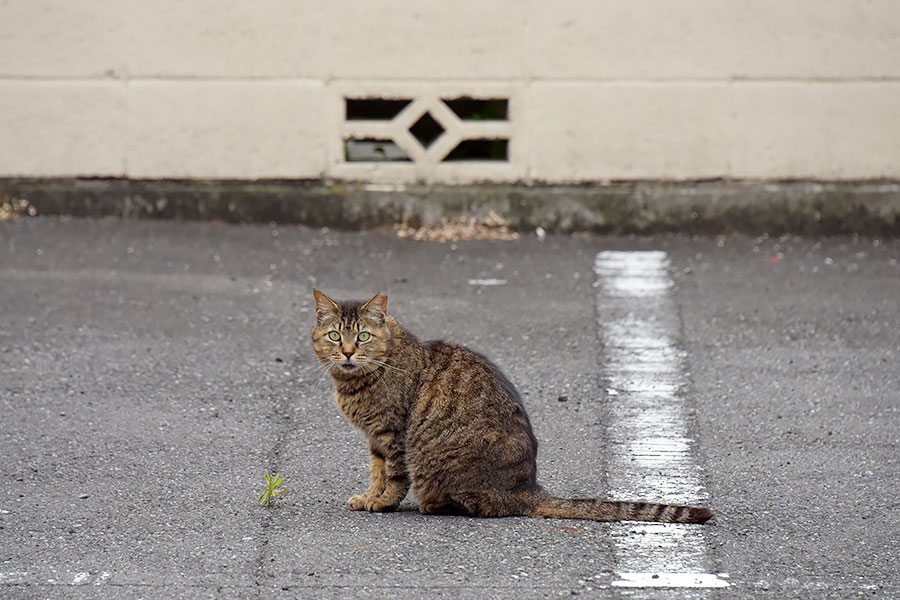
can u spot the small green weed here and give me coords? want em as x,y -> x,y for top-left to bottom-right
258,471 -> 287,507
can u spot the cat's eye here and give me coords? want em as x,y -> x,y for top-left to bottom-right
357,331 -> 371,342
327,331 -> 341,342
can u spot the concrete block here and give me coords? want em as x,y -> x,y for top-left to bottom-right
725,2 -> 900,79
530,1 -> 734,80
124,0 -> 327,78
524,81 -> 900,181
0,1 -> 126,77
729,83 -> 900,179
0,81 -> 126,176
522,83 -> 735,181
530,0 -> 900,79
126,81 -> 326,178
324,0 -> 529,79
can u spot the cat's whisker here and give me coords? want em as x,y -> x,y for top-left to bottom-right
359,358 -> 400,379
362,361 -> 388,384
365,357 -> 409,374
309,359 -> 333,377
352,358 -> 393,394
311,360 -> 337,394
371,363 -> 393,394
378,358 -> 409,372
356,361 -> 374,375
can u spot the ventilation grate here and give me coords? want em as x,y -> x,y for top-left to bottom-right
341,95 -> 511,166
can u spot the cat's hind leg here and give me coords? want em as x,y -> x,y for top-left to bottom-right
418,499 -> 466,515
449,490 -> 534,518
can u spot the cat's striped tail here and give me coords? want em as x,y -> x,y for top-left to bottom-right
529,496 -> 714,524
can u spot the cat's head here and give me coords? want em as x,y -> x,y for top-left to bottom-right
310,289 -> 393,377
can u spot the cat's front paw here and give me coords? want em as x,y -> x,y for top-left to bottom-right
364,497 -> 397,512
346,495 -> 368,511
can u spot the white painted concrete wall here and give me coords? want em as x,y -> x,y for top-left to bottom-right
1,1 -> 899,182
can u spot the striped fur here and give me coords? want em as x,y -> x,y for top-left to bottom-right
530,496 -> 713,524
311,290 -> 714,524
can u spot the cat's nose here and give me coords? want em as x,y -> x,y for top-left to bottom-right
341,348 -> 355,359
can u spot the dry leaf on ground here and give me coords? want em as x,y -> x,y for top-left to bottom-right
0,198 -> 37,222
396,210 -> 519,242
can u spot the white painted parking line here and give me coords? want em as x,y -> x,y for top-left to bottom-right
613,572 -> 731,588
594,251 -> 729,589
466,278 -> 507,286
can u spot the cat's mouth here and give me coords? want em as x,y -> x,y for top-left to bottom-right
338,362 -> 358,371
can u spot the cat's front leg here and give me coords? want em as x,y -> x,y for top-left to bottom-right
347,445 -> 387,510
363,454 -> 409,512
356,433 -> 409,512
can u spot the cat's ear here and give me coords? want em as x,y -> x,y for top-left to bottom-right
313,289 -> 340,324
360,292 -> 388,322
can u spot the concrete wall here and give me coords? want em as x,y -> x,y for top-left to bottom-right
1,1 -> 899,183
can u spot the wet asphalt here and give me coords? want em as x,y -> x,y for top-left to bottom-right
0,217 -> 897,599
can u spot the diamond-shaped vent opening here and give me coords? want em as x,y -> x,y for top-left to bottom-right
408,112 -> 445,149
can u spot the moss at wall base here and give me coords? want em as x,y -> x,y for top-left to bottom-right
1,178 -> 898,236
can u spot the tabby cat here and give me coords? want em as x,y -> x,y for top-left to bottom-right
310,290 -> 713,524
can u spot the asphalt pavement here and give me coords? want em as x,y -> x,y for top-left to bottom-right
1,217 -> 897,599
